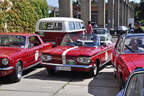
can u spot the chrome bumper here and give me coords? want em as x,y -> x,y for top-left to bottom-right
42,62 -> 92,69
0,67 -> 14,71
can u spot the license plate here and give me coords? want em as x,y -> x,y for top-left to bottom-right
56,66 -> 71,71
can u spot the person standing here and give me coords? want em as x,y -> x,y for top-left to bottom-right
134,22 -> 144,33
86,21 -> 93,34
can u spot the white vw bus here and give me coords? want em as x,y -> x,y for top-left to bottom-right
35,17 -> 86,46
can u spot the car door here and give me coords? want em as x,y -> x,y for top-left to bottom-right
25,36 -> 42,67
112,37 -> 124,79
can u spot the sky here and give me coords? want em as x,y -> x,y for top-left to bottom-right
47,0 -> 140,8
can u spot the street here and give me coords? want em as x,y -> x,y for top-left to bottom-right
0,64 -> 119,96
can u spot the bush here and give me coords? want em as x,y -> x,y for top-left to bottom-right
0,0 -> 49,33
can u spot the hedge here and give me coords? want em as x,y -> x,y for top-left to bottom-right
0,0 -> 49,33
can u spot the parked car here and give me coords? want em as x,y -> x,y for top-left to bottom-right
0,33 -> 52,82
93,28 -> 112,44
36,17 -> 86,46
112,33 -> 144,88
117,68 -> 144,96
41,34 -> 115,77
110,26 -> 129,36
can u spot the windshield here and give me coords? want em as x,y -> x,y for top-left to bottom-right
93,29 -> 107,34
0,35 -> 26,48
122,36 -> 144,53
61,34 -> 99,47
126,72 -> 144,96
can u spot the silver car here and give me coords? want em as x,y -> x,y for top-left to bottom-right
93,28 -> 112,44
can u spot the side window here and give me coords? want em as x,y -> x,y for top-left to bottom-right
69,22 -> 75,30
39,22 -> 62,30
81,22 -> 86,29
75,22 -> 81,30
28,36 -> 41,48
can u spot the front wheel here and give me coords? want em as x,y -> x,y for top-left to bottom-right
9,62 -> 23,82
88,62 -> 99,77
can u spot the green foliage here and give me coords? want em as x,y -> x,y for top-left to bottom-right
0,0 -> 49,33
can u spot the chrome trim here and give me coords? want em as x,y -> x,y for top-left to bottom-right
42,62 -> 92,68
23,61 -> 40,70
99,59 -> 111,68
0,66 -> 14,70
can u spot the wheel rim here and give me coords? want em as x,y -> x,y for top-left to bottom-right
93,64 -> 98,75
17,63 -> 22,79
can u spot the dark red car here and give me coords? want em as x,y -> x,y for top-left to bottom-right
41,34 -> 114,77
0,33 -> 52,82
112,33 -> 144,88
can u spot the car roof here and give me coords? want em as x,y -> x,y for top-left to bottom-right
94,28 -> 107,30
38,17 -> 84,22
0,33 -> 37,36
123,33 -> 144,38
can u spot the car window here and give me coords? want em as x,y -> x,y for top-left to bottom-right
93,29 -> 106,34
75,22 -> 81,30
122,36 -> 144,54
28,36 -> 41,48
0,35 -> 26,48
39,22 -> 62,30
126,73 -> 144,96
69,22 -> 75,30
61,34 -> 99,47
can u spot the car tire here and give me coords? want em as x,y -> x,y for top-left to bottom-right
120,77 -> 125,90
88,62 -> 99,77
9,62 -> 23,82
46,67 -> 55,75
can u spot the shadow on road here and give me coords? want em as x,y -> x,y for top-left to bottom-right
88,65 -> 120,96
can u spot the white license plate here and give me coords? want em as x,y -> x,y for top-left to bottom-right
56,66 -> 71,71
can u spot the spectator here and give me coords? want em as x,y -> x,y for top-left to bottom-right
86,21 -> 93,34
134,22 -> 144,33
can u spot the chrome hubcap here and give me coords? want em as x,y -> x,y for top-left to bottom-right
17,63 -> 22,79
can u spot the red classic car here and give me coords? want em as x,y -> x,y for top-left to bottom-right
0,33 -> 52,82
41,34 -> 114,77
112,33 -> 144,88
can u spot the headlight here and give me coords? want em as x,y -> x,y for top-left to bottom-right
41,55 -> 52,61
77,57 -> 91,64
2,58 -> 9,65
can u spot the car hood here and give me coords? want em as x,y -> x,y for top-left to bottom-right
42,46 -> 100,56
0,47 -> 23,58
121,54 -> 144,69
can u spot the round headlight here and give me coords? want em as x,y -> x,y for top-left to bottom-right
2,58 -> 9,65
77,57 -> 91,64
41,55 -> 52,61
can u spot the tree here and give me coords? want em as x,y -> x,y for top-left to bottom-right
0,0 -> 49,33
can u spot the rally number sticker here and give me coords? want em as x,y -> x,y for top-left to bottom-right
35,50 -> 39,61
105,51 -> 108,61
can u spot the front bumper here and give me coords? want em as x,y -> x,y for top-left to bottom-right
0,66 -> 14,71
42,62 -> 93,72
0,66 -> 14,77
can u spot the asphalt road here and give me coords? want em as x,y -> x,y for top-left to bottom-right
0,64 -> 119,96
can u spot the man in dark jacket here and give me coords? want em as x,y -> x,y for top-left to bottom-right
134,22 -> 144,33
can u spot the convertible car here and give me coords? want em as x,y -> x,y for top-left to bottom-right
0,33 -> 52,82
112,33 -> 144,88
41,34 -> 114,77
